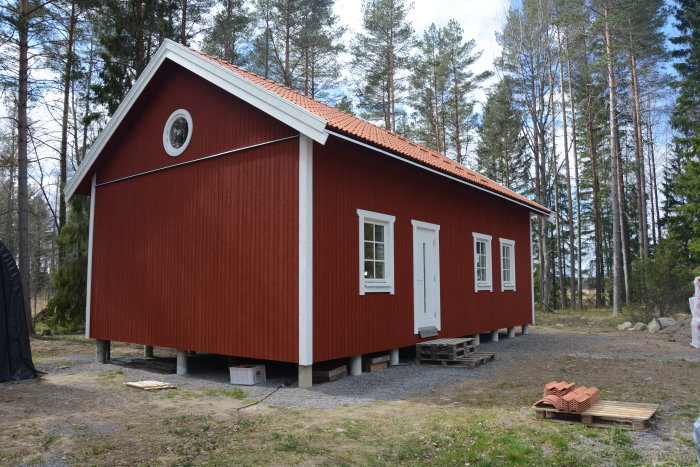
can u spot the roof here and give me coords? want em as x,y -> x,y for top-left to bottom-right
65,40 -> 548,215
195,48 -> 547,214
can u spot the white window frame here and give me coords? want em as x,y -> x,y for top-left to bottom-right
472,232 -> 493,292
357,209 -> 395,295
163,109 -> 193,157
499,238 -> 516,292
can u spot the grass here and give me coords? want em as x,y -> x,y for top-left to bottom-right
126,405 -> 646,466
535,307 -> 622,330
201,388 -> 246,399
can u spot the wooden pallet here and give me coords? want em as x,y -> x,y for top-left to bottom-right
416,351 -> 495,368
533,400 -> 659,431
416,337 -> 476,360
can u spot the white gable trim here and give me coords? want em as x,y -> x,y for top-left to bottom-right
65,39 -> 328,200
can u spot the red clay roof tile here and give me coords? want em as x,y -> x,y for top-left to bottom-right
189,47 -> 549,214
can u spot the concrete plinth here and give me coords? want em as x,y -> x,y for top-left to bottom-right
507,327 -> 516,338
298,365 -> 313,388
144,345 -> 153,358
95,339 -> 108,363
472,334 -> 480,346
490,330 -> 499,342
176,349 -> 188,375
349,355 -> 362,376
390,349 -> 399,366
522,324 -> 530,335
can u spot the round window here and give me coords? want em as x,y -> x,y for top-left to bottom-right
163,109 -> 192,156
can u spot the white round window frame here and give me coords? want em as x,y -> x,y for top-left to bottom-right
163,109 -> 193,157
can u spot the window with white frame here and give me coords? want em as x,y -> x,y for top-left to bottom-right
472,233 -> 492,292
500,238 -> 516,291
357,209 -> 395,295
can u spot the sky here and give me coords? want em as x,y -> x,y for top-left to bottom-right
332,0 -> 512,105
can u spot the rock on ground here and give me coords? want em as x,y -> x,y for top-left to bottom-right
648,319 -> 661,333
618,321 -> 632,331
658,317 -> 677,329
631,322 -> 647,331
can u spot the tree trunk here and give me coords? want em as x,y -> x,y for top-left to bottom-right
547,46 -> 567,310
645,107 -> 661,245
18,0 -> 33,333
628,45 -> 648,261
180,0 -> 187,44
564,32 -> 583,308
58,1 -> 77,266
589,118 -> 603,307
604,9 -> 623,315
557,27 -> 576,310
133,0 -> 145,74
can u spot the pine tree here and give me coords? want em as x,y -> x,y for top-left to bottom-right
202,0 -> 251,65
351,0 -> 414,132
409,24 -> 449,152
475,77 -> 529,194
248,0 -> 343,101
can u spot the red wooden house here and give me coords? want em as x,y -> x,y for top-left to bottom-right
65,40 -> 549,387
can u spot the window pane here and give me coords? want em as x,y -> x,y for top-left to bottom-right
375,261 -> 385,279
376,243 -> 385,260
364,222 -> 374,241
374,224 -> 384,242
477,267 -> 485,282
364,261 -> 374,278
364,242 -> 374,260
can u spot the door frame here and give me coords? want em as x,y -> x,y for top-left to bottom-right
411,220 -> 441,334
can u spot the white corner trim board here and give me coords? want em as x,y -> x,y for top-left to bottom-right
85,174 -> 96,338
298,135 -> 313,366
65,39 -> 328,201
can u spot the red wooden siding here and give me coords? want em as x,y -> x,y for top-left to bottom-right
312,136 -> 533,362
89,64 -> 300,362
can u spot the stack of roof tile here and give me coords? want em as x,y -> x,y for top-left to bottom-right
535,381 -> 601,413
544,381 -> 576,397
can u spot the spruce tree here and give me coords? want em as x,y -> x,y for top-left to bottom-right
475,77 -> 529,194
665,0 -> 700,264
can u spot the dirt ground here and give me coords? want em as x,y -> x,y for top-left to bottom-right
1,313 -> 699,466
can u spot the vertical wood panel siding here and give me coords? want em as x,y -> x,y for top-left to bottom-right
89,64 -> 299,362
313,136 -> 533,362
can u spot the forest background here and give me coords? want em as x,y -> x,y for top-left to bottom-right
0,0 -> 698,333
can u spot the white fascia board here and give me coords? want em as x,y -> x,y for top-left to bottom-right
65,39 -> 328,200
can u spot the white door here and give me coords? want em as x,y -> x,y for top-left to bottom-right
412,221 -> 441,333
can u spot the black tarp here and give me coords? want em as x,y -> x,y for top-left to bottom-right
0,240 -> 36,381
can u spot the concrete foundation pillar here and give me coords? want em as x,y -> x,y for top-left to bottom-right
349,355 -> 362,376
472,334 -> 480,346
176,350 -> 188,375
522,324 -> 530,335
507,327 -> 516,338
490,330 -> 499,342
390,349 -> 399,366
95,339 -> 108,364
144,345 -> 154,358
298,365 -> 313,388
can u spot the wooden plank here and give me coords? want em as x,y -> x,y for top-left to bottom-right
533,399 -> 658,432
312,364 -> 347,382
125,380 -> 176,391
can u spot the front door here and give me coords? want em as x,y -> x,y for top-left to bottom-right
412,221 -> 441,333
